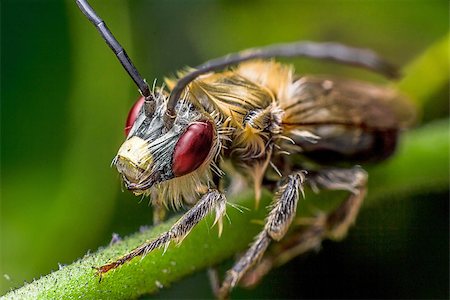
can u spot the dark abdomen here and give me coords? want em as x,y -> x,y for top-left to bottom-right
293,125 -> 399,163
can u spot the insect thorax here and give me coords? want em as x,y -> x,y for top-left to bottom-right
166,61 -> 298,202
179,60 -> 292,160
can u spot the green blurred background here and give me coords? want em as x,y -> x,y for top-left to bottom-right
1,0 -> 448,298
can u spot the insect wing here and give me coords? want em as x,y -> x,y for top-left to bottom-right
281,76 -> 416,161
282,76 -> 415,130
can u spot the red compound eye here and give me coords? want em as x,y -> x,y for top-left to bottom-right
125,96 -> 145,136
172,120 -> 214,177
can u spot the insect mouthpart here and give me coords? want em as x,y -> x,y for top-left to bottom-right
115,136 -> 155,193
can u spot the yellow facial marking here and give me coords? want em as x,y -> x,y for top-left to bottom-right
116,136 -> 152,183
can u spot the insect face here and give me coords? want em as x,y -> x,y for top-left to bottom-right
115,94 -> 216,194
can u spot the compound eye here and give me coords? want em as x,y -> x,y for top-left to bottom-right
124,96 -> 145,136
172,120 -> 214,177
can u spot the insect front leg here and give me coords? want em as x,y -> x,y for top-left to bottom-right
240,166 -> 368,287
96,189 -> 227,275
217,171 -> 306,299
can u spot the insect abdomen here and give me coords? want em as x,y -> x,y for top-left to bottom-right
293,125 -> 399,163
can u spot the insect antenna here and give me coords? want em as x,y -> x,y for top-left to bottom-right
165,41 -> 400,126
76,0 -> 153,103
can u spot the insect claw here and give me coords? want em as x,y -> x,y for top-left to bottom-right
94,263 -> 116,276
92,266 -> 106,282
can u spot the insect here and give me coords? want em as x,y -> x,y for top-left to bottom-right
77,0 -> 414,298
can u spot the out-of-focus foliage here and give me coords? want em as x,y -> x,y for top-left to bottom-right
1,0 -> 448,298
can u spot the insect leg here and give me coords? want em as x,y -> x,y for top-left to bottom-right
217,171 -> 306,299
240,166 -> 367,287
96,189 -> 226,274
309,166 -> 368,240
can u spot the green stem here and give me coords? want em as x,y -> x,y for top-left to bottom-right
3,119 -> 448,300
